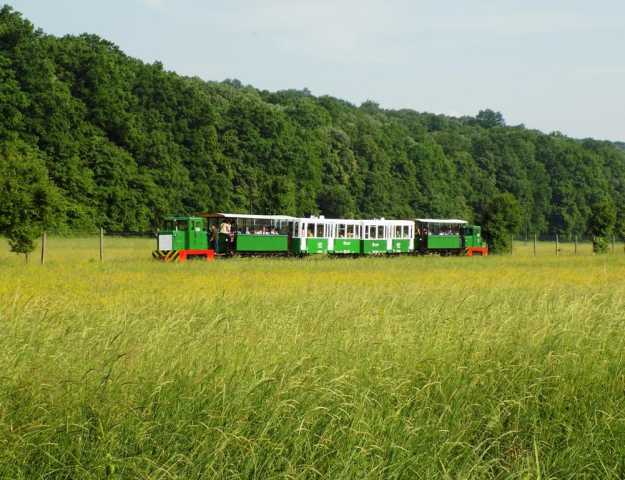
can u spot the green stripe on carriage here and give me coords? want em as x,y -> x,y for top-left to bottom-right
391,239 -> 411,253
332,239 -> 360,254
427,235 -> 461,249
361,239 -> 388,254
235,234 -> 289,252
291,237 -> 328,254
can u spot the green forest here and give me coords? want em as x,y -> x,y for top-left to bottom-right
1,5 -> 625,245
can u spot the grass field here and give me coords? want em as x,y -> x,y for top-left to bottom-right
1,238 -> 625,478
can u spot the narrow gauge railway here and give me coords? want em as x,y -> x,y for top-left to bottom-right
152,213 -> 488,262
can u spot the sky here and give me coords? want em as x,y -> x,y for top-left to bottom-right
6,0 -> 625,141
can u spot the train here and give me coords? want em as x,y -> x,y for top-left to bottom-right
152,213 -> 488,262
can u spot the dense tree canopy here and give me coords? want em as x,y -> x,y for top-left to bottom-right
1,6 -> 625,244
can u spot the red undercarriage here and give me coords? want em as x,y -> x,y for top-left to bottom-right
178,249 -> 215,262
465,246 -> 489,256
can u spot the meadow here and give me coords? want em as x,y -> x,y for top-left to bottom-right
1,238 -> 625,479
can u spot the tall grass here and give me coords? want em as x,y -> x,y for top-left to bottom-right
1,238 -> 625,478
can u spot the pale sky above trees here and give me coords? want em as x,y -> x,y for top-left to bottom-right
7,0 -> 625,141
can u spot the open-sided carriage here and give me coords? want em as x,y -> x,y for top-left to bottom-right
201,213 -> 295,256
415,219 -> 487,256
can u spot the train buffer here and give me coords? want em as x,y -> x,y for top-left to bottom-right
152,249 -> 215,263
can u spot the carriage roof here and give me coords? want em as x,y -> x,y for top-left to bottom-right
416,218 -> 467,225
199,212 -> 297,221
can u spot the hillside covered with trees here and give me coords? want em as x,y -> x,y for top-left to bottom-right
2,5 -> 625,247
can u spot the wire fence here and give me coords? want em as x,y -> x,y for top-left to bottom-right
20,230 -> 625,265
512,234 -> 625,256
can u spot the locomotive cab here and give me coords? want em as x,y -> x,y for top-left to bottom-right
158,216 -> 208,251
462,225 -> 482,248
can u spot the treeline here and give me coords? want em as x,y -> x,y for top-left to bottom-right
1,5 -> 625,248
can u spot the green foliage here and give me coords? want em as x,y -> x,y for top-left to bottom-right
588,200 -> 616,237
588,200 -> 616,254
475,109 -> 506,128
592,236 -> 609,254
0,140 -> 63,258
2,5 -> 625,246
481,192 -> 523,253
317,185 -> 356,218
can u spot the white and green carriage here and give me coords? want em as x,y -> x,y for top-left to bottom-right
290,217 -> 413,255
361,219 -> 414,254
291,217 -> 362,255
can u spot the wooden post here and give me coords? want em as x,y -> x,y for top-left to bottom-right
612,235 -> 616,254
40,231 -> 47,264
555,234 -> 559,256
100,227 -> 104,262
533,233 -> 537,256
574,235 -> 577,255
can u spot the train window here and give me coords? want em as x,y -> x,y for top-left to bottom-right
317,224 -> 325,237
338,224 -> 346,238
277,220 -> 289,235
377,226 -> 384,239
346,224 -> 354,238
176,220 -> 189,231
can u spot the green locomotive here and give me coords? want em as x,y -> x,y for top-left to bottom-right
152,216 -> 214,262
152,213 -> 488,261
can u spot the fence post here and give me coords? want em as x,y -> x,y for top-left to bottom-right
100,228 -> 104,262
533,233 -> 537,256
555,234 -> 559,256
40,231 -> 47,265
612,235 -> 616,254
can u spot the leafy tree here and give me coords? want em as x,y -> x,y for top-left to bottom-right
476,109 -> 506,128
587,200 -> 616,254
317,185 -> 356,218
0,141 -> 63,261
480,193 -> 522,253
